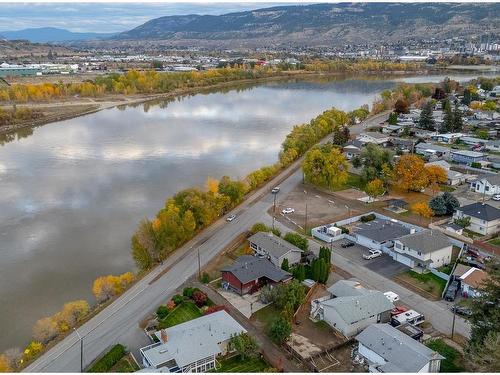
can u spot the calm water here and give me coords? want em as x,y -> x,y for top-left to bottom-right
0,73 -> 491,350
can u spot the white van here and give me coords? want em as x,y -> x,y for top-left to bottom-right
384,291 -> 400,303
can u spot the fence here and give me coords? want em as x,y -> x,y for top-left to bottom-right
429,267 -> 450,281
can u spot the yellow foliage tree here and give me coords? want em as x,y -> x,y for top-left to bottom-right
22,342 -> 43,362
425,165 -> 448,194
0,355 -> 12,373
365,178 -> 385,200
393,154 -> 428,192
411,201 -> 434,223
55,300 -> 90,330
92,272 -> 135,303
206,177 -> 219,194
32,317 -> 58,343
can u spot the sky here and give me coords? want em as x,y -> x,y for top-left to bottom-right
0,2 -> 303,33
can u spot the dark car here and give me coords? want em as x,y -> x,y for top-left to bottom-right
341,241 -> 355,248
451,306 -> 472,317
444,280 -> 460,302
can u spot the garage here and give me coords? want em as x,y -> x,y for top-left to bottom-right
394,253 -> 414,267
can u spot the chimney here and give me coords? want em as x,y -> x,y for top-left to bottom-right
160,329 -> 168,343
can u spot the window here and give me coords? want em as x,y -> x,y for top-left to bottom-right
418,251 -> 422,256
486,186 -> 490,191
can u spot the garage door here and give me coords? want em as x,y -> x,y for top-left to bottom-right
395,253 -> 414,267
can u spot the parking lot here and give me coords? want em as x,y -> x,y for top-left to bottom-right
332,242 -> 409,278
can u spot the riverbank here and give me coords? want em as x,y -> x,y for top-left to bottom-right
0,69 -> 427,135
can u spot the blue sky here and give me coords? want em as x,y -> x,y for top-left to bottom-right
0,2 -> 301,33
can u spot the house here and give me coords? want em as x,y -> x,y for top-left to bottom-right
414,129 -> 438,139
385,198 -> 409,212
343,144 -> 361,160
248,231 -> 303,267
357,132 -> 390,146
445,223 -> 464,235
459,267 -> 488,298
425,160 -> 466,185
453,202 -> 500,235
352,219 -> 412,252
470,174 -> 500,195
451,150 -> 486,165
488,157 -> 500,169
393,230 -> 452,269
485,139 -> 500,152
460,136 -> 486,146
415,143 -> 451,160
311,281 -> 393,338
356,324 -> 444,373
221,255 -> 292,295
381,124 -> 404,135
431,133 -> 463,144
140,311 -> 246,372
391,138 -> 418,152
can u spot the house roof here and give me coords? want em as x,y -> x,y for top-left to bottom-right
248,232 -> 303,259
460,267 -> 489,289
221,255 -> 291,284
397,230 -> 451,254
479,173 -> 500,186
425,160 -> 451,170
458,202 -> 500,221
356,324 -> 444,373
143,311 -> 246,369
386,198 -> 409,208
359,132 -> 389,140
452,263 -> 473,278
353,219 -> 411,243
322,292 -> 393,325
451,150 -> 486,158
327,280 -> 370,297
415,143 -> 449,152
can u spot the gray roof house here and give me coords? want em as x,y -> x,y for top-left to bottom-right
415,143 -> 451,160
140,311 -> 246,372
248,232 -> 303,267
393,230 -> 453,269
311,281 -> 393,338
352,219 -> 412,251
425,160 -> 466,185
453,202 -> 500,235
356,324 -> 444,373
470,174 -> 500,196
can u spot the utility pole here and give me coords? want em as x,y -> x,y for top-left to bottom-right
197,247 -> 201,280
451,303 -> 457,339
272,192 -> 277,230
74,328 -> 83,373
304,190 -> 308,234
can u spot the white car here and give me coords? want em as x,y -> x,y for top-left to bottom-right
384,291 -> 400,303
282,207 -> 295,214
363,249 -> 382,260
226,214 -> 236,222
271,187 -> 280,194
492,194 -> 500,201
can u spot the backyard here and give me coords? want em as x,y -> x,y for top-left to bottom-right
426,339 -> 465,372
487,236 -> 500,247
394,270 -> 447,300
212,355 -> 269,372
159,301 -> 203,329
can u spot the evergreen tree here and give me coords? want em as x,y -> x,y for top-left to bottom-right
452,104 -> 464,132
440,101 -> 453,134
442,192 -> 460,215
388,112 -> 398,125
462,88 -> 471,105
292,264 -> 306,281
429,195 -> 447,216
418,102 -> 436,130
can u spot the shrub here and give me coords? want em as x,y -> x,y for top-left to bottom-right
201,272 -> 210,284
166,300 -> 176,311
337,225 -> 349,234
172,294 -> 184,305
269,317 -> 291,344
360,213 -> 376,222
204,305 -> 227,315
88,344 -> 126,372
182,287 -> 195,298
283,232 -> 309,251
156,305 -> 170,320
471,162 -> 481,169
192,291 -> 208,307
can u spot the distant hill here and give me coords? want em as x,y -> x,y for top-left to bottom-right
114,2 -> 499,47
1,27 -> 115,43
0,40 -> 75,59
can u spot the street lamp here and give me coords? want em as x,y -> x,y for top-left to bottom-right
74,328 -> 83,373
272,191 -> 278,230
345,204 -> 350,217
304,190 -> 308,235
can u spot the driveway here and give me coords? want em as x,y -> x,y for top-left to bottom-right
218,289 -> 268,318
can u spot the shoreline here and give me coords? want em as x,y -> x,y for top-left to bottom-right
0,69 -> 428,136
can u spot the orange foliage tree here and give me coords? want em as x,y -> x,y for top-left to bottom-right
425,165 -> 448,194
411,201 -> 434,223
393,154 -> 429,192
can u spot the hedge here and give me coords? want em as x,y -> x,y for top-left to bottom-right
360,213 -> 376,222
88,344 -> 126,372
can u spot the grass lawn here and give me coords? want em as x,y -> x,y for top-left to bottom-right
110,354 -> 140,373
213,355 -> 269,372
252,304 -> 281,328
330,173 -> 366,192
439,185 -> 456,192
399,270 -> 447,298
487,236 -> 500,246
437,264 -> 453,275
426,339 -> 465,372
159,301 -> 202,329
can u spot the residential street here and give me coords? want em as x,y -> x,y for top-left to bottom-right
25,110 -> 438,372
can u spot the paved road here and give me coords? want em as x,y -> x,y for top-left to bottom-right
25,111 -> 390,372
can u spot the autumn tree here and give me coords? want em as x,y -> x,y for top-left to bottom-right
393,154 -> 428,192
22,342 -> 43,362
365,178 -> 385,200
0,354 -> 12,373
218,175 -> 247,205
55,300 -> 90,331
1,348 -> 21,371
425,165 -> 447,194
302,144 -> 348,190
394,98 -> 409,114
206,177 -> 219,194
32,317 -> 58,344
331,126 -> 350,145
92,272 -> 135,303
411,201 -> 434,223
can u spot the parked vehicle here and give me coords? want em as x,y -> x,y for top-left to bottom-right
451,305 -> 472,317
384,291 -> 400,303
282,207 -> 295,214
271,187 -> 280,194
391,306 -> 409,316
444,280 -> 460,302
391,310 -> 425,327
226,214 -> 237,222
340,241 -> 355,248
362,249 -> 382,260
492,194 -> 500,201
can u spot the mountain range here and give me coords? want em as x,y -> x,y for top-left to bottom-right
112,3 -> 499,47
0,27 -> 114,43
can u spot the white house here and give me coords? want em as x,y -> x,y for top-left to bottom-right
343,144 -> 361,160
425,160 -> 466,186
310,281 -> 393,338
415,143 -> 451,160
381,124 -> 404,135
356,324 -> 444,373
470,174 -> 500,196
356,132 -> 390,146
460,267 -> 488,298
352,219 -> 412,252
393,230 -> 453,269
453,202 -> 500,236
248,231 -> 303,267
431,133 -> 464,144
140,311 -> 246,372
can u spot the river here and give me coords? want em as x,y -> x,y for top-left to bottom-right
0,72 -> 494,351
